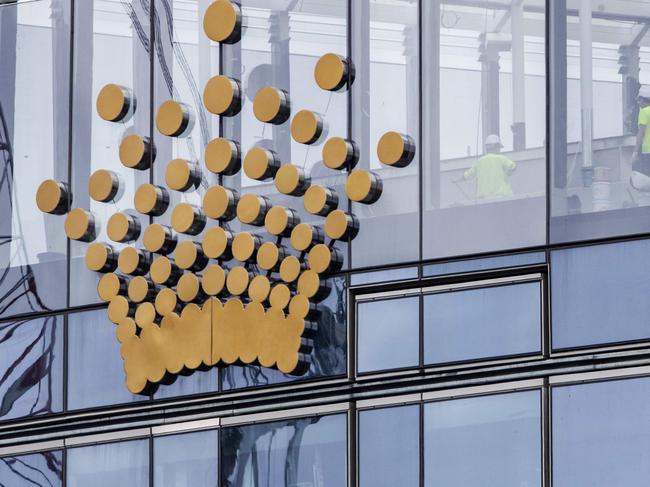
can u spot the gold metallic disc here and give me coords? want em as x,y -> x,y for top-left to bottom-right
269,283 -> 291,310
243,147 -> 279,181
203,0 -> 241,44
128,276 -> 152,303
236,194 -> 268,226
314,53 -> 349,92
256,242 -> 282,270
166,158 -> 200,192
289,294 -> 311,319
275,164 -> 309,196
85,242 -> 116,272
264,206 -> 295,236
232,232 -> 258,262
156,100 -> 191,137
175,240 -> 206,271
304,185 -> 337,216
291,110 -> 323,145
202,264 -> 226,296
134,183 -> 169,216
155,288 -> 178,316
205,137 -> 241,175
119,134 -> 150,170
96,83 -> 133,122
297,270 -> 321,298
202,227 -> 232,259
107,212 -> 140,243
248,275 -> 271,302
325,209 -> 357,240
290,223 -> 321,252
226,266 -> 249,295
280,255 -> 301,283
150,256 -> 177,285
36,179 -> 69,215
88,169 -> 120,203
116,318 -> 137,344
203,185 -> 237,221
253,86 -> 290,124
322,137 -> 357,170
346,169 -> 382,204
108,295 -> 132,324
377,131 -> 416,167
308,244 -> 334,274
64,208 -> 96,242
143,223 -> 176,254
171,203 -> 206,235
135,302 -> 157,328
97,273 -> 125,302
177,273 -> 201,302
203,75 -> 241,116
118,246 -> 149,275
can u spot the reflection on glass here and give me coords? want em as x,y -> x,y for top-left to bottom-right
423,251 -> 545,277
70,0 -> 151,305
350,266 -> 418,286
0,450 -> 62,486
222,275 -> 347,390
553,377 -> 650,486
0,0 -> 69,317
551,239 -> 650,349
0,315 -> 62,421
221,414 -> 346,487
552,1 -> 650,243
67,309 -> 146,410
154,367 -> 219,400
359,405 -> 419,487
351,0 -> 419,268
154,430 -> 218,486
423,0 -> 546,258
67,439 -> 149,487
357,296 -> 419,373
424,390 -> 541,486
424,281 -> 541,364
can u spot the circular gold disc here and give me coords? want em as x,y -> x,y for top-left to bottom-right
314,53 -> 347,91
203,75 -> 240,115
171,203 -> 205,235
135,302 -> 157,328
202,264 -> 226,296
291,110 -> 322,145
264,206 -> 291,236
205,137 -> 240,175
155,288 -> 178,316
248,275 -> 271,302
203,0 -> 241,43
232,232 -> 257,262
96,83 -> 130,122
166,158 -> 198,192
253,86 -> 289,124
150,256 -> 174,285
203,185 -> 236,220
108,295 -> 132,324
107,212 -> 139,243
236,194 -> 266,225
85,242 -> 113,272
289,294 -> 311,319
134,184 -> 168,216
291,223 -> 317,252
304,185 -> 333,216
226,266 -> 249,295
98,273 -> 123,302
322,137 -> 354,170
308,244 -> 334,274
36,179 -> 68,215
177,273 -> 201,302
119,134 -> 146,169
257,242 -> 281,270
297,270 -> 321,298
88,169 -> 119,202
280,255 -> 301,283
203,227 -> 232,259
118,246 -> 145,275
269,284 -> 291,310
128,276 -> 151,303
275,164 -> 306,196
156,100 -> 189,137
325,209 -> 349,240
243,147 -> 276,181
377,131 -> 414,167
346,169 -> 381,203
175,240 -> 201,270
64,208 -> 94,241
143,224 -> 173,254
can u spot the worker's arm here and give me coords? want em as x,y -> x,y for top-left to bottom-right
463,166 -> 476,180
633,124 -> 646,161
504,157 -> 516,175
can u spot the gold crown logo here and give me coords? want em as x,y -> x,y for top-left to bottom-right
34,0 -> 415,394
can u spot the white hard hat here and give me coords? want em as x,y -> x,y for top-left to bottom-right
638,86 -> 650,99
485,134 -> 502,146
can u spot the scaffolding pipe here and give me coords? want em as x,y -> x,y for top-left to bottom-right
511,0 -> 526,150
580,0 -> 594,171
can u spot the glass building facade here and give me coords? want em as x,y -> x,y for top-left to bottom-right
2,0 -> 650,485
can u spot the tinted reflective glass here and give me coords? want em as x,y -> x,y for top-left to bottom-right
357,295 -> 419,373
221,414 -> 347,487
551,240 -> 650,349
154,430 -> 218,487
0,450 -> 62,486
0,315 -> 62,421
351,266 -> 418,286
67,309 -> 146,410
423,251 -> 546,277
67,439 -> 149,487
359,405 -> 419,487
424,390 -> 542,486
0,0 -> 69,317
424,281 -> 541,364
553,377 -> 650,486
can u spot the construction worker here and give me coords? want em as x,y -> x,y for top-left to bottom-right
630,85 -> 650,193
461,134 -> 516,199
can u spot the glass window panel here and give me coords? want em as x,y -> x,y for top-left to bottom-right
424,390 -> 542,486
70,0 -> 151,306
551,239 -> 650,349
351,0 -> 419,268
67,439 -> 149,487
553,376 -> 650,486
222,275 -> 347,390
0,315 -> 62,421
551,1 -> 650,243
0,0 -> 69,317
67,308 -> 146,410
422,0 -> 546,259
154,429 -> 218,487
351,266 -> 419,286
154,368 -> 219,400
357,295 -> 419,373
221,414 -> 347,487
424,281 -> 541,364
359,405 -> 419,487
0,450 -> 62,486
423,251 -> 546,277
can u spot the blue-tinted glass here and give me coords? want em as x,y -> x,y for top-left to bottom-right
67,309 -> 146,410
424,282 -> 541,364
551,240 -> 650,349
351,267 -> 419,286
154,368 -> 219,400
0,450 -> 62,485
0,315 -> 63,421
553,377 -> 650,486
0,0 -> 69,318
222,275 -> 347,390
154,430 -> 218,487
423,251 -> 546,277
67,439 -> 149,487
357,296 -> 419,373
424,390 -> 541,486
359,405 -> 419,487
221,414 -> 346,487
